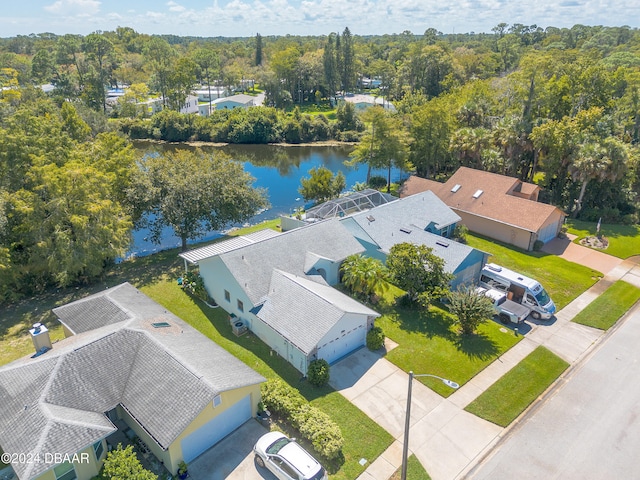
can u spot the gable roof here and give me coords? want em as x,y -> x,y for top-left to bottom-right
401,168 -> 565,233
0,283 -> 264,480
254,270 -> 379,355
213,219 -> 365,304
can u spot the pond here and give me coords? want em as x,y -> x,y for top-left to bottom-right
130,143 -> 407,256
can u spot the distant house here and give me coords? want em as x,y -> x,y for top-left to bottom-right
401,167 -> 566,251
142,94 -> 200,115
212,94 -> 256,110
0,283 -> 264,480
181,220 -> 379,373
340,191 -> 488,289
338,93 -> 396,112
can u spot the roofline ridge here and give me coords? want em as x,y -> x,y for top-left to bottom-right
40,402 -> 116,432
22,419 -> 54,480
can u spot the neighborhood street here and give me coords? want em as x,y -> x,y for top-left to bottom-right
466,301 -> 640,480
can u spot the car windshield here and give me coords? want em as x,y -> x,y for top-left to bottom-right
266,437 -> 290,455
310,467 -> 326,480
535,288 -> 551,306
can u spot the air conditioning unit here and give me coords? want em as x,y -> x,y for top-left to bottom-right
232,320 -> 247,337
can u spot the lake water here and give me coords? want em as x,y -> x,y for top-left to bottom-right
130,143 -> 406,256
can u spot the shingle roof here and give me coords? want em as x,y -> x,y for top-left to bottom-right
400,168 -> 565,233
0,283 -> 265,480
343,212 -> 477,274
217,219 -> 365,304
53,295 -> 130,334
255,270 -> 379,354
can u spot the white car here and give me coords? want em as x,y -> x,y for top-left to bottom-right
253,431 -> 328,480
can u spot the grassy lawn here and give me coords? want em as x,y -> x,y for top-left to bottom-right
571,280 -> 640,330
566,219 -> 640,259
376,287 -> 522,397
390,454 -> 431,480
466,233 -> 601,310
464,346 -> 569,427
141,280 -> 392,479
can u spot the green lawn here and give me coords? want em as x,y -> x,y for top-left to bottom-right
465,346 -> 569,427
571,280 -> 640,330
466,233 -> 601,310
566,219 -> 640,259
390,454 -> 431,480
141,280 -> 392,480
376,287 -> 522,397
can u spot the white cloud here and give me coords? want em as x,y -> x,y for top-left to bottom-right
44,0 -> 100,16
167,1 -> 186,13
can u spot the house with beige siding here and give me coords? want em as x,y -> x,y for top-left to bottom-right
0,283 -> 264,480
401,167 -> 566,251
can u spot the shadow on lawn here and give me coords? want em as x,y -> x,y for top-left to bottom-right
453,332 -> 500,360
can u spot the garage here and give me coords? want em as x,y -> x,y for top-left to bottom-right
181,395 -> 251,463
317,324 -> 366,364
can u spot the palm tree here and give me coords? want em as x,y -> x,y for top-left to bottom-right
340,254 -> 389,301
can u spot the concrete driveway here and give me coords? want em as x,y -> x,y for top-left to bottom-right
329,347 -> 502,480
542,234 -> 623,275
188,419 -> 275,480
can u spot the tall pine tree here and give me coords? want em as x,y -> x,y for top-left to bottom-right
255,33 -> 263,66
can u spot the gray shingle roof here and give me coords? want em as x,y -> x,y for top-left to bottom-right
218,219 -> 365,304
343,198 -> 476,274
53,295 -> 130,334
255,270 -> 379,354
0,283 -> 265,480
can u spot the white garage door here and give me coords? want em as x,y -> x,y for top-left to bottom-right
538,221 -> 559,243
317,324 -> 366,364
181,395 -> 251,463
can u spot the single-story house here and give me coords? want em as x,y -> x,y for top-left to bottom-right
339,191 -> 488,289
212,94 -> 256,110
401,167 -> 567,251
142,94 -> 200,115
180,220 -> 379,374
337,93 -> 396,112
0,283 -> 264,480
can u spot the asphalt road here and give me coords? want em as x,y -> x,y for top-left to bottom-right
466,303 -> 640,480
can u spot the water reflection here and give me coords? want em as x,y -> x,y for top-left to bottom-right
130,142 -> 404,256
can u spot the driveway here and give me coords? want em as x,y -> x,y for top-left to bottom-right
330,347 -> 502,480
188,419 -> 275,480
542,234 -> 623,275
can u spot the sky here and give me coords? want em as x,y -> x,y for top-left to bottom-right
0,0 -> 638,38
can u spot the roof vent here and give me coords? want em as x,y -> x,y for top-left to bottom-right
473,189 -> 484,199
451,184 -> 461,193
399,227 -> 412,234
487,264 -> 502,272
366,215 -> 375,222
436,241 -> 449,248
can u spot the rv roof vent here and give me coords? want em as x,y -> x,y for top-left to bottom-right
451,184 -> 461,193
473,189 -> 484,199
487,264 -> 502,272
517,277 -> 524,281
436,241 -> 449,248
400,227 -> 412,234
367,215 -> 375,222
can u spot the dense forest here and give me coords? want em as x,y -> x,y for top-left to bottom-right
1,24 -> 639,302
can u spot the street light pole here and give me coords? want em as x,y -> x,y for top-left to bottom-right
401,371 -> 459,480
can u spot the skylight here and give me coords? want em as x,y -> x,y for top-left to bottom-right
451,184 -> 461,193
436,241 -> 449,248
152,322 -> 171,328
473,189 -> 484,199
399,227 -> 412,234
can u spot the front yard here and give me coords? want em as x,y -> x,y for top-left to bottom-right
566,219 -> 640,259
571,280 -> 640,330
375,286 -> 522,397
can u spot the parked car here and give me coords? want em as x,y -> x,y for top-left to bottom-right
476,287 -> 531,324
254,431 -> 328,480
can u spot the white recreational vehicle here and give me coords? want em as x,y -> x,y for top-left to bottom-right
478,263 -> 556,320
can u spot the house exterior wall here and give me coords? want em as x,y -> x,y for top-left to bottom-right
32,442 -> 103,480
455,210 -> 534,251
451,250 -> 489,289
316,312 -> 370,350
251,316 -> 308,373
198,257 -> 254,327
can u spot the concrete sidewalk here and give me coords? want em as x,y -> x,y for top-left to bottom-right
331,242 -> 640,480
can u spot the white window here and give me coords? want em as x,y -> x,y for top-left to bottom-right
54,462 -> 76,480
93,440 -> 104,461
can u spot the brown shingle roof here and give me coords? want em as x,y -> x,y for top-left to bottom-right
401,168 -> 565,233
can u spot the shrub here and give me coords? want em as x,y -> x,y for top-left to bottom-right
181,271 -> 208,302
533,240 -> 544,251
260,379 -> 344,460
307,359 -> 330,386
452,224 -> 469,243
366,326 -> 385,351
368,175 -> 387,189
291,404 -> 344,460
